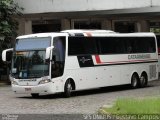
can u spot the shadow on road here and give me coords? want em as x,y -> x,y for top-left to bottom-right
17,82 -> 156,99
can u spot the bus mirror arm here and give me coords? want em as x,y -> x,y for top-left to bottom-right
45,46 -> 54,60
2,48 -> 13,62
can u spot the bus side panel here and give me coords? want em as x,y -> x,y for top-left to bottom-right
64,68 -> 97,90
65,56 -> 99,90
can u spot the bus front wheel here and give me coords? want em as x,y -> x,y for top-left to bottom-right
64,79 -> 73,98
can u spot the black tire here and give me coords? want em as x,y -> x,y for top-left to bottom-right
131,74 -> 139,88
64,80 -> 73,98
31,93 -> 39,98
140,73 -> 148,88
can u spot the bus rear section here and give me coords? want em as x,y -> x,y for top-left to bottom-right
65,31 -> 158,92
155,35 -> 160,74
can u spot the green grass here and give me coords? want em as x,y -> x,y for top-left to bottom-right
101,97 -> 160,114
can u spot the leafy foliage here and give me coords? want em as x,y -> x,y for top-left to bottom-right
0,0 -> 23,50
0,0 -> 23,78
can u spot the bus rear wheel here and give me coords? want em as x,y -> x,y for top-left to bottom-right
64,80 -> 73,98
131,74 -> 139,88
140,73 -> 148,88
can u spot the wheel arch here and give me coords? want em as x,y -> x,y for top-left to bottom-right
64,77 -> 76,91
140,71 -> 148,87
131,72 -> 139,81
141,71 -> 148,79
131,72 -> 140,88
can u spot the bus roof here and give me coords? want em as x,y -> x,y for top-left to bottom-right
61,30 -> 155,37
61,29 -> 115,33
16,30 -> 156,39
61,29 -> 116,36
16,32 -> 68,39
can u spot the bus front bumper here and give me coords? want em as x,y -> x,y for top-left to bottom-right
12,82 -> 58,94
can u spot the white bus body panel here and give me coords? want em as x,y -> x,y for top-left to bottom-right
64,54 -> 158,91
10,31 -> 158,95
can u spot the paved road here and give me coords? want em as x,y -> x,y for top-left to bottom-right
0,80 -> 160,115
0,80 -> 160,120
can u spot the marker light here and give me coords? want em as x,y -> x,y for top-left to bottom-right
39,79 -> 51,84
11,81 -> 18,85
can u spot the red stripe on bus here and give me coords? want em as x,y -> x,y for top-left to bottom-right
85,32 -> 92,37
95,58 -> 158,65
95,55 -> 103,64
103,59 -> 158,64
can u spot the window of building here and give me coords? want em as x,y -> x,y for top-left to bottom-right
32,20 -> 61,33
73,20 -> 101,29
150,22 -> 160,34
149,22 -> 160,50
114,21 -> 136,33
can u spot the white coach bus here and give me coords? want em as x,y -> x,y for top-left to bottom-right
2,30 -> 158,97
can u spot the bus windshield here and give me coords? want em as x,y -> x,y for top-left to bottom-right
11,37 -> 51,79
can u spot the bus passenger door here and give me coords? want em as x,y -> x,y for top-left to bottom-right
51,37 -> 66,78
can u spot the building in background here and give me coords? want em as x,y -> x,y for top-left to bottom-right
1,0 -> 160,83
14,0 -> 160,35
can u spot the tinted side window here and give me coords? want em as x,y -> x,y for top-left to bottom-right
98,37 -> 156,54
98,37 -> 126,54
126,37 -> 156,53
98,37 -> 114,54
68,37 -> 97,55
145,37 -> 156,53
68,36 -> 156,55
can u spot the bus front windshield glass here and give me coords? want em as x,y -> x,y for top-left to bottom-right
12,37 -> 51,79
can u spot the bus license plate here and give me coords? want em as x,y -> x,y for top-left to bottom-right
25,88 -> 31,91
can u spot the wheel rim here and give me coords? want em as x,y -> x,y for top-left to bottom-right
140,76 -> 145,86
132,74 -> 139,88
67,83 -> 72,92
133,77 -> 137,87
140,74 -> 147,87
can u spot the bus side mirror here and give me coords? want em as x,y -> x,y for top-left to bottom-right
2,48 -> 13,62
45,46 -> 54,60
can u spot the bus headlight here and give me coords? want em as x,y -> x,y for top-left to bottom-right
11,81 -> 18,85
39,79 -> 51,84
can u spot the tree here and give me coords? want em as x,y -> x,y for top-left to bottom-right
0,0 -> 22,50
0,0 -> 22,81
